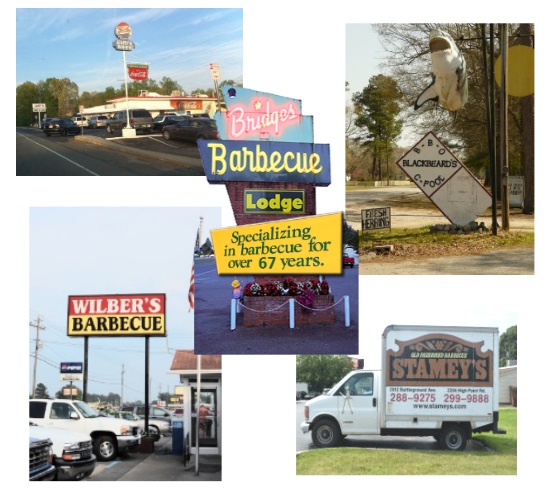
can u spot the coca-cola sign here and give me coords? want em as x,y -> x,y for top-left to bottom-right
128,64 -> 148,80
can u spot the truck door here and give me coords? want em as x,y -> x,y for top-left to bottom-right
336,372 -> 379,434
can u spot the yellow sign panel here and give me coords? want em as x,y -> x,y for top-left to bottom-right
211,212 -> 342,275
495,45 -> 535,97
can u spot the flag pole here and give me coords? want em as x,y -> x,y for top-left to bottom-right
194,354 -> 201,475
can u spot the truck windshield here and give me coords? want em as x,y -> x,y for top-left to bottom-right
73,401 -> 101,418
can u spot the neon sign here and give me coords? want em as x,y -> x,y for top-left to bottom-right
198,140 -> 331,185
226,98 -> 299,139
217,85 -> 314,143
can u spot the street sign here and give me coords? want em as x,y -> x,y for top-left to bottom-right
60,374 -> 82,381
33,103 -> 46,112
397,132 -> 492,226
210,63 -> 220,80
60,362 -> 83,381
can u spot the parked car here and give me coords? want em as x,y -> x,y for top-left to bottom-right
106,109 -> 154,134
29,422 -> 97,481
88,115 -> 108,129
40,117 -> 55,129
120,405 -> 173,434
29,435 -> 56,481
110,411 -> 165,440
42,118 -> 81,137
152,114 -> 188,132
162,118 -> 219,142
72,116 -> 88,127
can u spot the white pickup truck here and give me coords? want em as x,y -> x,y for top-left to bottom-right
29,399 -> 142,461
29,422 -> 97,480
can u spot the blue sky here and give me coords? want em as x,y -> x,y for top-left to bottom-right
346,24 -> 386,98
29,207 -> 221,403
16,8 -> 243,94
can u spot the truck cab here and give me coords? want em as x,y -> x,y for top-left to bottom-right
302,370 -> 381,447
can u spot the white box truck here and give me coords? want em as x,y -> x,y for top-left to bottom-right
301,325 -> 506,450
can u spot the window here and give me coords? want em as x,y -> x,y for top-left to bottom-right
339,373 -> 374,396
29,401 -> 47,418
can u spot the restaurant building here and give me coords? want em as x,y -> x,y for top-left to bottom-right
81,91 -> 218,119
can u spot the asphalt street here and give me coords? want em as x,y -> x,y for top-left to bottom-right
360,247 -> 534,275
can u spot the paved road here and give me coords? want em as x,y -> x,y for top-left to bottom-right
16,127 -> 204,176
360,248 -> 534,275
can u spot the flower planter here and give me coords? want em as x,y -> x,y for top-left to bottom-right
242,294 -> 335,327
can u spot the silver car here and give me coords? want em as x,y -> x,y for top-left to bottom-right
88,115 -> 108,129
112,411 -> 170,438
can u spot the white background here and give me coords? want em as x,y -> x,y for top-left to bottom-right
9,0 -> 547,490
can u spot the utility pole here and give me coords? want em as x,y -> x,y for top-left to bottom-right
121,364 -> 125,407
500,23 -> 510,230
30,316 -> 46,399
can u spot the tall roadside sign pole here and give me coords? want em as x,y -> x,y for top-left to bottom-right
210,63 -> 221,113
32,103 -> 46,128
113,22 -> 136,137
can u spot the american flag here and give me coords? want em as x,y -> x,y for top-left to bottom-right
188,264 -> 195,312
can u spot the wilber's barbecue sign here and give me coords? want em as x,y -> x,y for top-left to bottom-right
67,294 -> 166,337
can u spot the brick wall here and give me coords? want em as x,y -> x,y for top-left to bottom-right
225,181 -> 317,225
242,294 -> 335,327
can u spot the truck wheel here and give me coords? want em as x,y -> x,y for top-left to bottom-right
106,124 -> 113,134
93,435 -> 118,462
312,419 -> 342,448
438,425 -> 469,451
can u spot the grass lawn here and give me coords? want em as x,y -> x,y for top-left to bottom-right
296,407 -> 517,475
360,227 -> 533,261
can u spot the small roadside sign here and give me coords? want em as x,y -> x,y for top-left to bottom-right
60,362 -> 83,382
509,176 -> 524,208
210,63 -> 220,80
362,207 -> 391,232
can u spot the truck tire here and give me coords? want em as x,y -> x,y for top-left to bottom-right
106,124 -> 113,134
93,435 -> 118,462
438,424 -> 469,451
311,419 -> 343,448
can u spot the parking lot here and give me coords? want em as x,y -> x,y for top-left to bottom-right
78,126 -> 204,160
88,435 -> 221,481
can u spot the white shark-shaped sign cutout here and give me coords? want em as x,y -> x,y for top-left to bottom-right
414,29 -> 468,112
